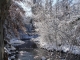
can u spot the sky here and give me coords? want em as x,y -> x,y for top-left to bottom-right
52,0 -> 57,5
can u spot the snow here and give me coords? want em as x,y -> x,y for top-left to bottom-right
4,40 -> 17,60
19,51 -> 24,54
8,58 -> 11,60
33,15 -> 80,55
71,46 -> 80,54
10,45 -> 16,50
41,56 -> 46,60
14,0 -> 32,17
33,37 -> 80,54
34,56 -> 39,59
10,55 -> 16,59
10,39 -> 25,46
61,45 -> 70,52
76,37 -> 80,43
47,58 -> 50,60
4,45 -> 17,56
4,47 -> 11,54
5,45 -> 16,51
19,51 -> 29,55
9,0 -> 80,57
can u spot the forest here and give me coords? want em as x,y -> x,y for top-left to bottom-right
0,0 -> 80,60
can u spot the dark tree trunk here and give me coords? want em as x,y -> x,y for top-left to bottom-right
0,0 -> 10,60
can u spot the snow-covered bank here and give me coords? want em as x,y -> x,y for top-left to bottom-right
33,13 -> 80,55
4,38 -> 25,60
4,45 -> 17,60
10,39 -> 25,46
32,37 -> 80,55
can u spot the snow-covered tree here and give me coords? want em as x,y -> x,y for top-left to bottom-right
32,0 -> 80,54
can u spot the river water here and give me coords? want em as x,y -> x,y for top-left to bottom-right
16,39 -> 80,60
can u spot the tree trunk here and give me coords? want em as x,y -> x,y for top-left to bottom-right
0,0 -> 10,60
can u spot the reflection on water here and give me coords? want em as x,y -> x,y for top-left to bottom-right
16,35 -> 80,60
16,45 -> 80,60
17,51 -> 34,60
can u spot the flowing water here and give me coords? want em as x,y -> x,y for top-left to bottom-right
15,37 -> 80,60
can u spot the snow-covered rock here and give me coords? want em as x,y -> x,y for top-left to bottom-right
41,56 -> 46,60
61,45 -> 70,52
5,45 -> 16,51
10,55 -> 16,59
10,39 -> 25,46
4,47 -> 11,54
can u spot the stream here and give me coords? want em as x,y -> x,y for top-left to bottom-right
15,35 -> 80,60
